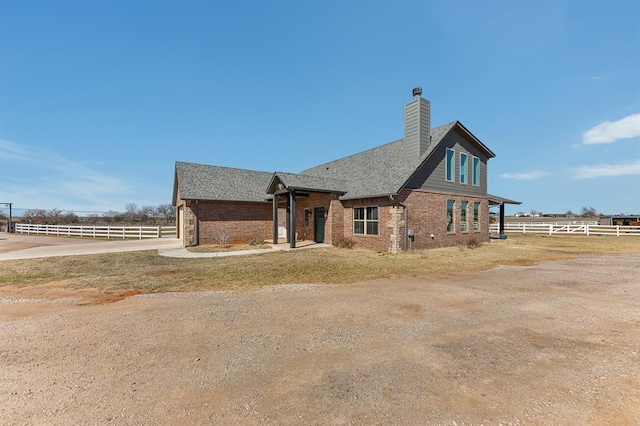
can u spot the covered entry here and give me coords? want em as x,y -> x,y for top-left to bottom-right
488,194 -> 522,236
266,172 -> 347,248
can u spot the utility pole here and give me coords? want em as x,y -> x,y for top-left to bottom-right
1,203 -> 13,233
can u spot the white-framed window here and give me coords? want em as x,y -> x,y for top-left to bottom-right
473,202 -> 480,231
461,201 -> 468,232
460,152 -> 468,184
472,156 -> 480,186
446,200 -> 455,233
446,148 -> 455,182
353,206 -> 378,235
303,209 -> 311,227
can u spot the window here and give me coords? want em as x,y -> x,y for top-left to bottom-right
461,201 -> 468,232
303,209 -> 311,227
446,200 -> 455,233
460,153 -> 468,184
353,206 -> 378,235
472,157 -> 480,186
473,202 -> 480,231
446,148 -> 455,182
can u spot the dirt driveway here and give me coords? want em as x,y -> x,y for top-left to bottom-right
1,254 -> 639,425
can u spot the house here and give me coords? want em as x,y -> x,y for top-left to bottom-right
172,88 -> 520,253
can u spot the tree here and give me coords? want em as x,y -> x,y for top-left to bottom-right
62,212 -> 79,224
566,210 -> 574,217
157,204 -> 176,224
23,209 -> 47,224
581,206 -> 597,217
124,203 -> 139,224
47,208 -> 62,225
141,205 -> 160,224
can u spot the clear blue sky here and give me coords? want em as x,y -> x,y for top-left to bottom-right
1,0 -> 639,217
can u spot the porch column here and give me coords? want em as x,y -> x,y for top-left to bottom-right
272,195 -> 278,244
289,190 -> 296,249
499,203 -> 505,236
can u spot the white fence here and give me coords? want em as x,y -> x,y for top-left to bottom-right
490,223 -> 640,237
15,223 -> 177,239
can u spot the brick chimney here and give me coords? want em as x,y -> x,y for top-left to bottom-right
404,87 -> 431,163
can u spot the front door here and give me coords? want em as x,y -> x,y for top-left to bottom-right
314,207 -> 325,243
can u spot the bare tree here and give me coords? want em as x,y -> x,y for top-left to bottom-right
139,205 -> 158,223
23,209 -> 47,224
124,203 -> 139,224
47,208 -> 62,225
581,206 -> 597,217
157,204 -> 176,225
62,212 -> 79,224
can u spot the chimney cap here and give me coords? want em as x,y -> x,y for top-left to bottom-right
412,87 -> 422,97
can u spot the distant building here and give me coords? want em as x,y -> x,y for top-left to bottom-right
598,215 -> 640,226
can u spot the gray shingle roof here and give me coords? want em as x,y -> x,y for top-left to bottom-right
267,172 -> 349,194
301,121 -> 456,199
173,161 -> 272,203
173,120 -> 493,203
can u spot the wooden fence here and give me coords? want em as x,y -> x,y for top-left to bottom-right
490,223 -> 640,237
15,223 -> 177,239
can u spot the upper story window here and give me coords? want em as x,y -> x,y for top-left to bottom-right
472,156 -> 480,186
446,148 -> 455,182
353,206 -> 378,235
460,153 -> 468,184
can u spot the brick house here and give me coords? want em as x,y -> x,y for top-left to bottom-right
173,88 -> 519,253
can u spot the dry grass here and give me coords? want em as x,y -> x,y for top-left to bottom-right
1,234 -> 638,294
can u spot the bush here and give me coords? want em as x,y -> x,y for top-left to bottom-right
333,237 -> 356,249
466,238 -> 483,249
248,237 -> 263,246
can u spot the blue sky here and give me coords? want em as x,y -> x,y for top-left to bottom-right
1,0 -> 639,217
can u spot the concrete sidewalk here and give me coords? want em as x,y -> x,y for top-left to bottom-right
0,234 -> 331,260
0,235 -> 182,261
158,241 -> 332,258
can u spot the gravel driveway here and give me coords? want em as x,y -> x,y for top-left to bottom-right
1,254 -> 639,424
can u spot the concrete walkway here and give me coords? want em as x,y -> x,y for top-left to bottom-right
158,240 -> 332,258
0,234 -> 331,260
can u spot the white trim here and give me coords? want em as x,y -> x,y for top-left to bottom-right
353,206 -> 379,235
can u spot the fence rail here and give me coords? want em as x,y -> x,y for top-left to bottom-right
490,223 -> 640,237
15,223 -> 177,239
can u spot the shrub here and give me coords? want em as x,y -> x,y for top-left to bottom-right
466,238 -> 483,249
248,237 -> 263,246
333,237 -> 356,249
218,234 -> 230,248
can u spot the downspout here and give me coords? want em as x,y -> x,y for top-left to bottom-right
390,195 -> 408,252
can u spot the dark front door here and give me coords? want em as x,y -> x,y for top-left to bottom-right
314,207 -> 325,243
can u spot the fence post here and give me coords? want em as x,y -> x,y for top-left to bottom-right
617,225 -> 620,237
586,224 -> 589,236
157,227 -> 161,238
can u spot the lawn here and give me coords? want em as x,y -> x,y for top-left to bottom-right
1,234 -> 639,294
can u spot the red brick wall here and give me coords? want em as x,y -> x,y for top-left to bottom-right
339,196 -> 397,252
175,189 -> 489,250
196,201 -> 273,245
399,189 -> 488,249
